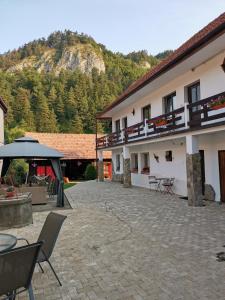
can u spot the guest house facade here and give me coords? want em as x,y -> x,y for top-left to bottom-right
96,13 -> 225,206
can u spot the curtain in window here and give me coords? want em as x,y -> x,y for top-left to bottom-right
51,159 -> 64,207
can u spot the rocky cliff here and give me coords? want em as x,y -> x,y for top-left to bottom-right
7,44 -> 105,74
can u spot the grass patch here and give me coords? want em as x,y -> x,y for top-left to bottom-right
64,182 -> 76,190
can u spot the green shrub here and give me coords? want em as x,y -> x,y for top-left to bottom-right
84,164 -> 97,180
5,159 -> 28,186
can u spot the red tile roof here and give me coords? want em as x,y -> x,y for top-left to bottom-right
97,12 -> 225,117
25,132 -> 111,160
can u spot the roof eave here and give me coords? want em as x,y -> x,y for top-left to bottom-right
97,21 -> 225,118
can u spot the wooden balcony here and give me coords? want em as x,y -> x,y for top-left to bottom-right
96,91 -> 225,149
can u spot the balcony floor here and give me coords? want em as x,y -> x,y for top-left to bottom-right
4,181 -> 225,299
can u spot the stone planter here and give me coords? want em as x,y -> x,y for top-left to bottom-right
0,193 -> 33,229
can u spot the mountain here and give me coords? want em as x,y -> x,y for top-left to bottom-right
0,30 -> 172,140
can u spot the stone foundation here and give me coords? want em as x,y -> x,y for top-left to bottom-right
98,160 -> 104,182
204,184 -> 215,201
112,173 -> 123,183
186,153 -> 203,206
123,158 -> 131,188
0,193 -> 33,229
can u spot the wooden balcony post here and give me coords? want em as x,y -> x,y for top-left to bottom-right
144,119 -> 148,136
184,103 -> 189,128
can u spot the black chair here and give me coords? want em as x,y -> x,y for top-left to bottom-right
0,242 -> 43,300
19,212 -> 67,286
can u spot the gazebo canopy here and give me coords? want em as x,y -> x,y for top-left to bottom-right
0,137 -> 63,159
0,136 -> 65,207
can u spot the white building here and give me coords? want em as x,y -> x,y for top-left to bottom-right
96,13 -> 225,206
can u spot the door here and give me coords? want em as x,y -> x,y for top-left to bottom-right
115,120 -> 120,133
218,151 -> 225,202
122,117 -> 127,129
188,82 -> 201,126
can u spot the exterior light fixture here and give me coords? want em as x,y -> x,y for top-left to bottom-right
221,58 -> 225,73
132,108 -> 135,115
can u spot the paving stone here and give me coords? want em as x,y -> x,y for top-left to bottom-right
6,180 -> 225,299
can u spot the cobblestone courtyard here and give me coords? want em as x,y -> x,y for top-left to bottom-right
4,181 -> 225,300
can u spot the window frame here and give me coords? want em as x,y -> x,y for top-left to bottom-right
116,154 -> 120,172
115,119 -> 120,133
142,104 -> 151,121
163,92 -> 176,114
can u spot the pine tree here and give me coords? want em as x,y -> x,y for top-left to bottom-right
13,87 -> 35,130
35,91 -> 58,132
71,115 -> 83,133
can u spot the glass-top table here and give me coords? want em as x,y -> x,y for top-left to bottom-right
0,233 -> 17,252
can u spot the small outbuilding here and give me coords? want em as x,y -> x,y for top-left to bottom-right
25,132 -> 112,180
0,136 -> 64,207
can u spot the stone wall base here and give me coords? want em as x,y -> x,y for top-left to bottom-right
186,153 -> 203,206
123,158 -> 131,188
98,160 -> 104,182
112,173 -> 123,183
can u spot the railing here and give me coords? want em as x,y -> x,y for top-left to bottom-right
188,91 -> 225,128
96,91 -> 225,149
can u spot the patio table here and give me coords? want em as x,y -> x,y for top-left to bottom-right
0,233 -> 17,253
155,177 -> 170,192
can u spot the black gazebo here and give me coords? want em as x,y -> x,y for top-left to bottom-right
0,137 -> 64,207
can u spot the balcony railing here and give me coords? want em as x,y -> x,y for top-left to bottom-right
96,91 -> 225,149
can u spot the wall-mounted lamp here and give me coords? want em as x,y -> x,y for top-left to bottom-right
132,108 -> 135,115
221,58 -> 225,73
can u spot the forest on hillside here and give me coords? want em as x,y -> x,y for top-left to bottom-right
0,31 -> 172,141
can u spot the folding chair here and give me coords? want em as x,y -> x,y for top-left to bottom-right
0,242 -> 43,300
18,212 -> 67,286
162,178 -> 175,194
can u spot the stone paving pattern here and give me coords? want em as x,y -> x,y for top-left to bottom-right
3,181 -> 225,299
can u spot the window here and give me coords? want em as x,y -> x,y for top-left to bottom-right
141,153 -> 150,174
115,120 -> 120,132
142,105 -> 151,121
163,92 -> 175,114
122,117 -> 128,129
116,154 -> 120,172
165,151 -> 172,162
131,153 -> 138,172
188,82 -> 200,104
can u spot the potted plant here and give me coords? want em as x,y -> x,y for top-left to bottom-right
155,118 -> 167,127
6,186 -> 16,198
210,96 -> 225,110
141,167 -> 150,174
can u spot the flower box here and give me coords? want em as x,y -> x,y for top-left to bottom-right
141,167 -> 150,174
126,128 -> 136,134
131,168 -> 138,173
211,103 -> 225,110
209,96 -> 225,110
155,119 -> 167,127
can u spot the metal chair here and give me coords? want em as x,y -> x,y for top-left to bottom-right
19,212 -> 67,286
149,176 -> 160,192
162,178 -> 175,194
0,242 -> 43,300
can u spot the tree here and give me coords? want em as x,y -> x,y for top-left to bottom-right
13,87 -> 35,130
71,115 -> 83,133
35,91 -> 58,132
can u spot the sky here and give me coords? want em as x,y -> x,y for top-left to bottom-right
0,0 -> 225,55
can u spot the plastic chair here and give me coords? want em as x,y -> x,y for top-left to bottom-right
19,212 -> 67,286
0,241 -> 43,300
